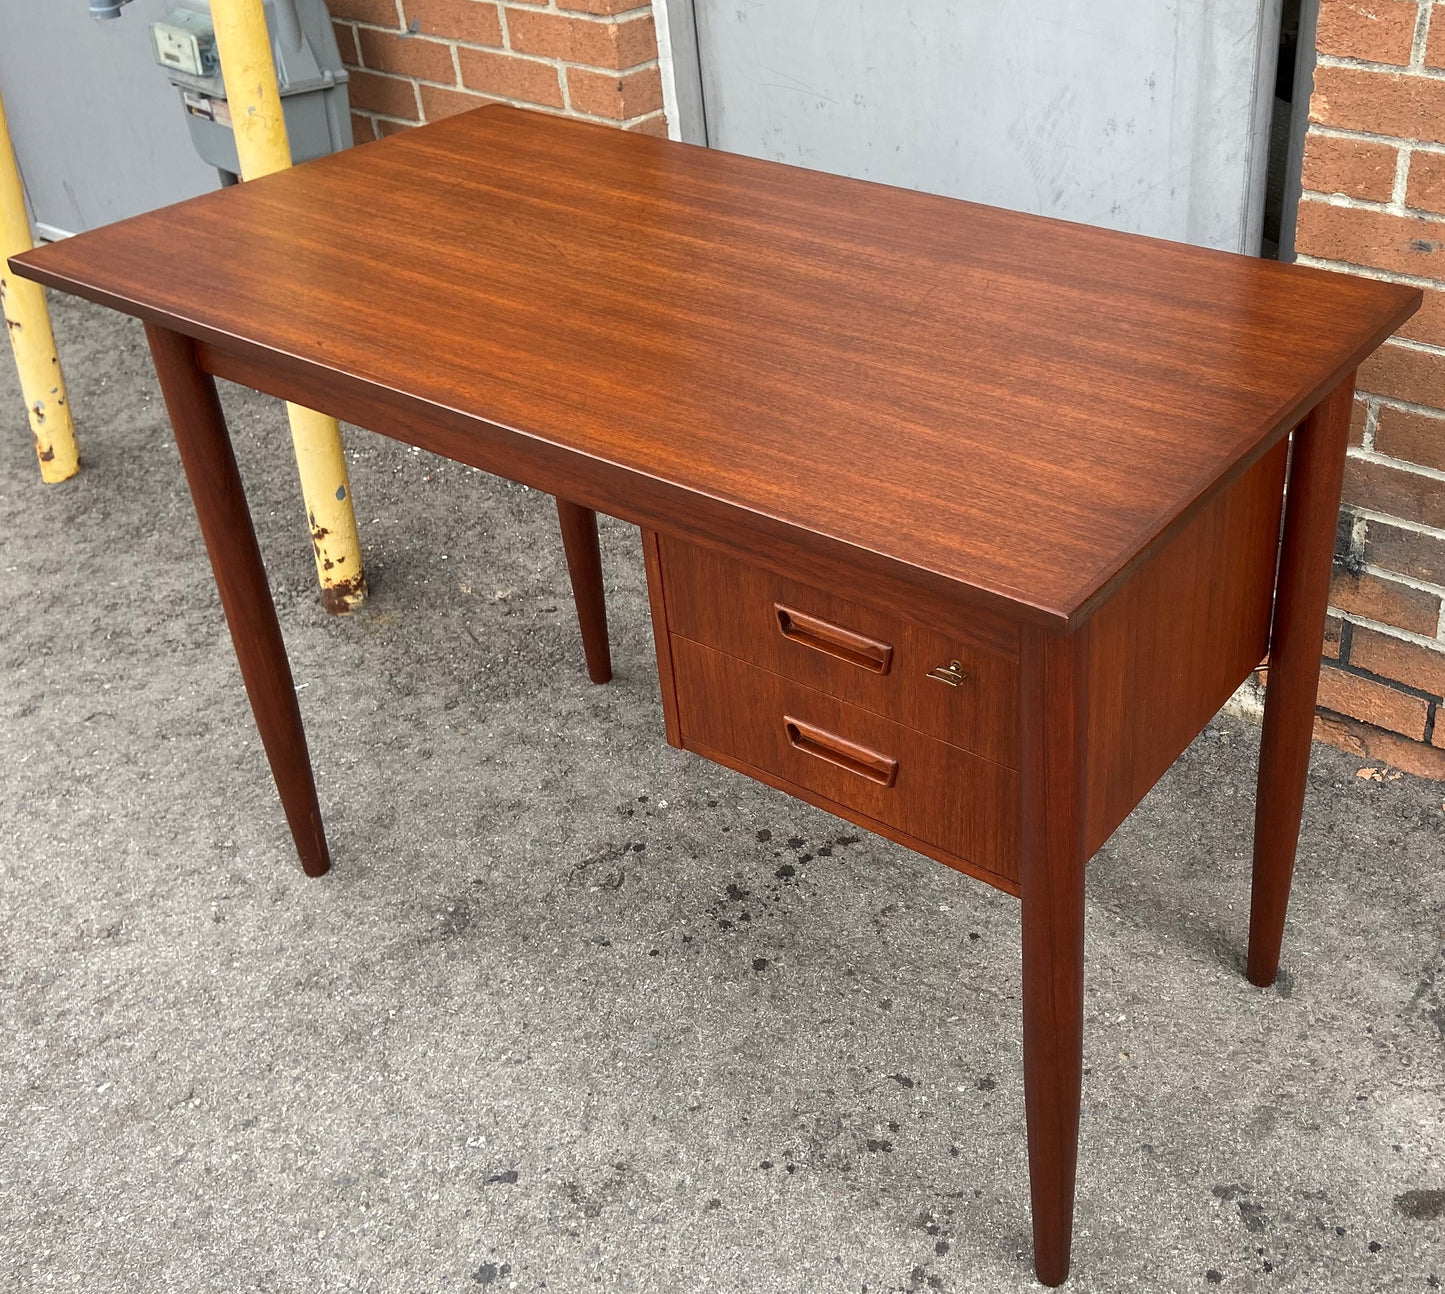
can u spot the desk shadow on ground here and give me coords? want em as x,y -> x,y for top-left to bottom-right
1081,714 -> 1445,1294
0,295 -> 1441,1294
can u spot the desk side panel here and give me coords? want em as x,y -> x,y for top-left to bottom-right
1084,439 -> 1289,855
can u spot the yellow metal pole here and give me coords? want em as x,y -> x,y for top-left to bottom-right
0,84 -> 79,483
210,0 -> 366,612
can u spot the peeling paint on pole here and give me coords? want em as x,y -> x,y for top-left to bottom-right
287,399 -> 366,613
209,0 -> 366,612
0,85 -> 79,484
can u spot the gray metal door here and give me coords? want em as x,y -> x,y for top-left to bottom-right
0,1 -> 217,238
675,0 -> 1282,254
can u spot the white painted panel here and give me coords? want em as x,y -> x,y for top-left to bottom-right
693,0 -> 1282,252
652,0 -> 706,143
0,1 -> 218,236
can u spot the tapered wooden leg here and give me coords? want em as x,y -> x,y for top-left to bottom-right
555,497 -> 612,684
1019,623 -> 1090,1287
145,324 -> 330,878
1247,376 -> 1356,988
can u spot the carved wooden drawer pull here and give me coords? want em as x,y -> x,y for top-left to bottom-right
783,715 -> 900,786
775,603 -> 894,674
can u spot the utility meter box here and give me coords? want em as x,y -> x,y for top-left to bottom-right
151,8 -> 219,77
151,0 -> 352,179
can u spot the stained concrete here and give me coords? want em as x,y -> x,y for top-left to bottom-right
1,295 -> 1442,1293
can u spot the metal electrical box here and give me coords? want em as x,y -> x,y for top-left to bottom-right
150,0 -> 351,179
151,7 -> 219,76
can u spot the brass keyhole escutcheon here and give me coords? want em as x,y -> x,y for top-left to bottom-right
926,660 -> 968,687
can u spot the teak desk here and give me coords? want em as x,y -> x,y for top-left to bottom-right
11,107 -> 1419,1285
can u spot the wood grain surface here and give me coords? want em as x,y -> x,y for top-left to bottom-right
1083,439 -> 1290,853
671,636 -> 1020,885
1019,620 -> 1091,1287
9,106 -> 1419,629
145,325 -> 331,878
658,534 -> 1020,765
1249,378 -> 1359,988
554,497 -> 612,684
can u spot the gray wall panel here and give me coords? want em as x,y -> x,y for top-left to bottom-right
692,0 -> 1283,253
1,2 -> 216,237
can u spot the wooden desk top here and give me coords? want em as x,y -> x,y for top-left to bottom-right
11,106 -> 1418,629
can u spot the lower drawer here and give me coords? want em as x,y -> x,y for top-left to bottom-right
672,636 -> 1019,887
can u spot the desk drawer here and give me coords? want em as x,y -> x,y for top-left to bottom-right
672,636 -> 1019,885
659,538 -> 1018,767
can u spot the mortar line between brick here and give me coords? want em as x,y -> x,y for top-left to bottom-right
347,20 -> 652,68
1325,651 -> 1442,702
1347,445 -> 1445,484
399,93 -> 664,129
1295,253 -> 1445,291
1394,146 -> 1412,206
1351,504 -> 1445,542
338,18 -> 360,66
448,47 -> 660,79
1298,190 -> 1445,219
1316,52 -> 1445,79
1377,336 -> 1445,359
512,7 -> 657,25
1332,608 -> 1445,653
372,89 -> 558,121
1307,123 -> 1445,153
1299,190 -> 1389,214
1363,399 -> 1381,451
565,56 -> 660,75
1412,0 -> 1433,69
1372,390 -> 1445,429
1359,560 -> 1445,599
1320,698 -> 1429,745
1352,511 -> 1370,563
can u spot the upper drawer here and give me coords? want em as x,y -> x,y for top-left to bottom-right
658,537 -> 1019,767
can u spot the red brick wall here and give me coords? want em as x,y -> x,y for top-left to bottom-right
1294,0 -> 1445,778
330,0 -> 666,139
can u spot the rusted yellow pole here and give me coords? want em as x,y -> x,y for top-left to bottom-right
210,0 -> 365,611
0,84 -> 79,483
